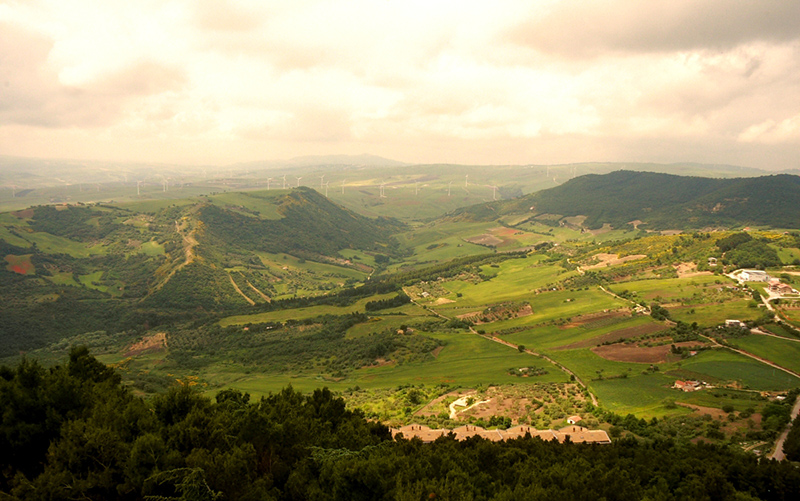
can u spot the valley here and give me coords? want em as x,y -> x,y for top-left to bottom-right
3,170 -> 800,456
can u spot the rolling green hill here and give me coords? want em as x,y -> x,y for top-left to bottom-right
0,188 -> 406,355
449,171 -> 800,230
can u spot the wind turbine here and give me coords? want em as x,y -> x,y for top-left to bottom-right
295,176 -> 302,187
491,186 -> 498,200
324,182 -> 329,197
319,174 -> 325,189
137,181 -> 141,196
380,183 -> 386,198
341,179 -> 346,194
267,177 -> 272,190
282,175 -> 287,189
448,181 -> 452,197
465,174 -> 469,187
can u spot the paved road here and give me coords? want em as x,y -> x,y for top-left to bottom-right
771,394 -> 800,461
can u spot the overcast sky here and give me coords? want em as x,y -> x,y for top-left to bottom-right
1,0 -> 798,169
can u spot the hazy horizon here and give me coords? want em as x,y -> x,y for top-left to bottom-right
1,1 -> 799,170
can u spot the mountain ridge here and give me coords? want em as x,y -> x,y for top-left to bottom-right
448,170 -> 800,230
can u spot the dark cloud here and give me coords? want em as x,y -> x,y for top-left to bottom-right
0,23 -> 185,128
509,0 -> 800,57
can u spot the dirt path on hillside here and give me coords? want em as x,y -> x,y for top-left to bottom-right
229,274 -> 255,305
247,280 -> 271,302
144,217 -> 200,299
449,396 -> 491,419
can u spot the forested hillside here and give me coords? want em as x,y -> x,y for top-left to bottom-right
449,171 -> 800,230
199,187 -> 404,259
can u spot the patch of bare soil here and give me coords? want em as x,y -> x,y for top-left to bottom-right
415,390 -> 470,418
458,304 -> 532,324
434,297 -> 455,305
555,322 -> 669,350
362,358 -> 395,369
561,310 -> 629,329
675,262 -> 713,278
589,223 -> 614,236
12,209 -> 34,218
464,234 -> 504,247
125,332 -> 167,357
628,220 -> 644,230
584,253 -> 647,270
591,341 -> 705,363
676,402 -> 727,420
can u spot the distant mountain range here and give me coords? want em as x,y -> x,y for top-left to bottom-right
449,170 -> 800,230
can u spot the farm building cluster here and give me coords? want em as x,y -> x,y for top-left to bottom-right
731,270 -> 798,295
673,380 -> 710,392
391,423 -> 611,444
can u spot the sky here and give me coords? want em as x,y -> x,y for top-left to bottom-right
0,0 -> 799,169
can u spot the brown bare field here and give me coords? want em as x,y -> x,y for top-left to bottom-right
464,234 -> 503,247
554,322 -> 667,350
675,262 -> 713,278
12,208 -> 34,218
589,223 -> 614,236
125,332 -> 167,357
458,304 -> 532,324
562,310 -> 628,329
591,341 -> 705,364
584,253 -> 647,270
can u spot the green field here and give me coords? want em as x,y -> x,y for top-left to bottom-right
139,240 -> 165,256
729,334 -> 800,374
611,275 -> 730,301
668,300 -> 763,327
588,374 -> 680,416
215,330 -> 568,397
503,315 -> 661,350
219,293 -> 397,326
679,349 -> 800,391
442,288 -> 628,329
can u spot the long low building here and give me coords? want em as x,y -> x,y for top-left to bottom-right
391,423 -> 611,444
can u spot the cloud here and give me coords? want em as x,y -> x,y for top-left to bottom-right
739,114 -> 800,144
193,0 -> 263,32
508,0 -> 800,58
0,22 -> 185,128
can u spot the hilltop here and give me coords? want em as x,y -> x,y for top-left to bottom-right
448,171 -> 800,230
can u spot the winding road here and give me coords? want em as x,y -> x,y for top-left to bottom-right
770,394 -> 800,461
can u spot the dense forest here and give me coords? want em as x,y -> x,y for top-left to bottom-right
2,349 -> 800,500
